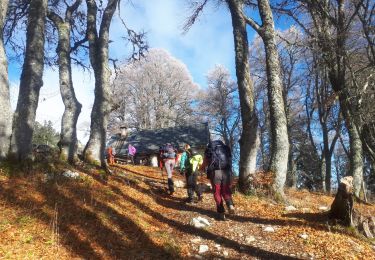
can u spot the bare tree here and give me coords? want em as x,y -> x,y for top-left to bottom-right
226,0 -> 260,193
47,0 -> 84,163
110,48 -> 198,131
275,0 -> 369,197
82,0 -> 120,167
9,0 -> 47,161
0,0 -> 11,159
242,0 -> 289,199
198,64 -> 241,159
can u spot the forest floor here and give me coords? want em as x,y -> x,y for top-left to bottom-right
0,161 -> 375,259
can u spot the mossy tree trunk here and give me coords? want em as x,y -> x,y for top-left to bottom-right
227,0 -> 259,193
9,0 -> 47,161
0,0 -> 11,159
83,0 -> 119,168
48,0 -> 83,164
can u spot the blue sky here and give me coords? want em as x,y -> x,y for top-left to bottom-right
8,0 -> 260,142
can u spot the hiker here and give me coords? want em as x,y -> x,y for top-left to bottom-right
202,140 -> 235,220
162,143 -> 177,194
158,146 -> 164,171
128,144 -> 136,164
180,144 -> 203,203
107,146 -> 115,165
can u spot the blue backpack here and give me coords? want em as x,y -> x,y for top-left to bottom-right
163,143 -> 176,159
205,140 -> 231,171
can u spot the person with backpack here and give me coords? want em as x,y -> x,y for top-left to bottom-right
180,144 -> 203,203
202,140 -> 235,220
162,143 -> 177,194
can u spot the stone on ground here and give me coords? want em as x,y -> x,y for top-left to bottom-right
285,205 -> 297,211
190,216 -> 211,228
198,245 -> 209,254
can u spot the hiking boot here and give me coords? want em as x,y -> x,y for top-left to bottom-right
218,213 -> 226,221
228,205 -> 235,215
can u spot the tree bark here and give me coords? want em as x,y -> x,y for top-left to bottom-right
346,112 -> 364,198
0,0 -> 11,159
258,0 -> 289,199
227,0 -> 259,193
330,176 -> 354,226
9,0 -> 47,161
83,0 -> 118,167
48,2 -> 82,164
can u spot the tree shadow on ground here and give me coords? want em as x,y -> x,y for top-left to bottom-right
282,212 -> 329,224
111,173 -> 330,231
0,176 -> 175,259
108,175 -> 299,260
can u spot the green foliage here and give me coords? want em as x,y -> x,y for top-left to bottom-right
32,120 -> 60,147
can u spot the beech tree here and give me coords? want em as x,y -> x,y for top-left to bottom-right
226,0 -> 259,192
0,0 -> 11,159
240,0 -> 290,199
9,0 -> 47,161
47,0 -> 84,163
110,48 -> 198,131
82,0 -> 119,167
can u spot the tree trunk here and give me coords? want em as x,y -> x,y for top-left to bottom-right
9,0 -> 47,161
330,176 -> 354,226
227,0 -> 259,193
258,0 -> 289,199
321,156 -> 327,192
286,151 -> 297,188
48,6 -> 82,164
346,113 -> 364,198
322,125 -> 331,193
83,0 -> 118,167
0,0 -> 11,159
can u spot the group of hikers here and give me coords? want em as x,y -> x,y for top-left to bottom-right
106,140 -> 235,221
160,140 -> 235,221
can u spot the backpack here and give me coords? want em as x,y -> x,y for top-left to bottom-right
205,140 -> 231,171
163,143 -> 176,159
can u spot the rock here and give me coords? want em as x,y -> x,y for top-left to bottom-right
214,244 -> 221,250
362,220 -> 374,239
198,245 -> 209,254
191,237 -> 202,243
245,236 -> 256,244
223,251 -> 229,257
190,217 -> 211,229
174,180 -> 186,188
62,170 -> 80,179
299,233 -> 308,240
263,226 -> 275,232
318,206 -> 329,211
369,217 -> 375,234
285,205 -> 297,211
194,255 -> 203,259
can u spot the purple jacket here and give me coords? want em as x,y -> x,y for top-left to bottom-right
128,145 -> 136,156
